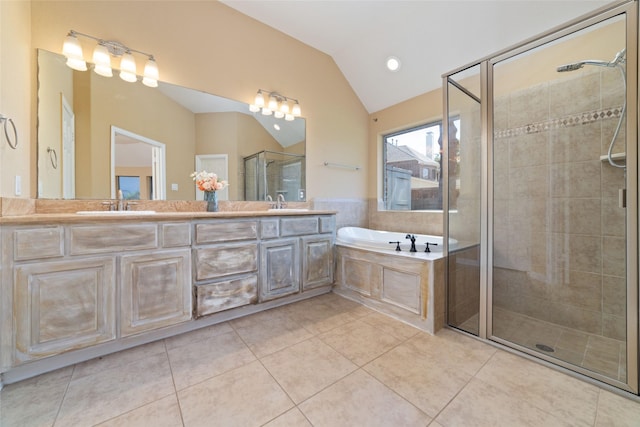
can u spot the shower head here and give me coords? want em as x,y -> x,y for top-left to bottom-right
556,48 -> 626,73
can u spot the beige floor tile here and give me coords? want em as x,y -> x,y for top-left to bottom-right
316,293 -> 375,318
261,337 -> 357,403
55,352 -> 175,426
283,298 -> 361,335
359,311 -> 422,341
233,313 -> 313,358
319,319 -> 402,366
164,321 -> 233,350
229,305 -> 288,329
0,367 -> 72,427
178,360 -> 293,427
476,350 -> 600,426
299,369 -> 430,426
263,407 -> 313,427
595,389 -> 640,426
404,328 -> 496,376
167,330 -> 256,390
72,340 -> 167,380
364,342 -> 472,417
95,394 -> 183,427
436,378 -> 572,427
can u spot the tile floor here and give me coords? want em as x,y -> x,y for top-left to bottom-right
2,292 -> 640,426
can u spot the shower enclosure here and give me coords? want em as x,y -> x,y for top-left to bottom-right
444,0 -> 638,394
243,150 -> 306,202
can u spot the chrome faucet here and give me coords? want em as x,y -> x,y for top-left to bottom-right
117,189 -> 125,211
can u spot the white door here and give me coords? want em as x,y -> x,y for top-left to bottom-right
61,95 -> 75,199
195,154 -> 229,201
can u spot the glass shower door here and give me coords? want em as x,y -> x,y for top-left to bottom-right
446,64 -> 483,335
490,10 -> 635,388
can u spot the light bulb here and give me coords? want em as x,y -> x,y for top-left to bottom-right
261,108 -> 272,116
62,34 -> 87,71
285,114 -> 294,121
119,52 -> 137,83
292,103 -> 301,117
92,44 -> 112,77
249,104 -> 260,113
274,111 -> 285,119
142,58 -> 159,87
268,95 -> 278,110
254,91 -> 265,107
280,102 -> 289,114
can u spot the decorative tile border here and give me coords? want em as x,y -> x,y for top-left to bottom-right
494,105 -> 623,139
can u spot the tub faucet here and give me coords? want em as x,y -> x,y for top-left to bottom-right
388,241 -> 401,251
405,234 -> 417,252
276,194 -> 286,209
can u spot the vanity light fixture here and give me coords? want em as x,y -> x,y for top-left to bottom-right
249,89 -> 301,121
62,30 -> 159,87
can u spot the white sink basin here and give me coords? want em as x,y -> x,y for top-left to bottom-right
76,210 -> 156,215
268,208 -> 310,212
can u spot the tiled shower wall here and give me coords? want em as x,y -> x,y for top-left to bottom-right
492,67 -> 626,340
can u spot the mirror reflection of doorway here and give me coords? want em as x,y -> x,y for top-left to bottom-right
110,126 -> 166,200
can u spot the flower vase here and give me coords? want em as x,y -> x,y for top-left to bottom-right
204,191 -> 218,212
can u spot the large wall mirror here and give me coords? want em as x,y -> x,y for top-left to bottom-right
36,49 -> 306,202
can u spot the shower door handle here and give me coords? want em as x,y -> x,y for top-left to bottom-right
619,188 -> 626,208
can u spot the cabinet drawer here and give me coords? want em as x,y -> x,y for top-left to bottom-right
195,244 -> 258,280
195,221 -> 258,244
162,223 -> 191,247
69,224 -> 157,254
196,274 -> 258,317
280,217 -> 318,237
13,227 -> 64,261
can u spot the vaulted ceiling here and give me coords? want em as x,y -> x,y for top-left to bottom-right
221,0 -> 612,113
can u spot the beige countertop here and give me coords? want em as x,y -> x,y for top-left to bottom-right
0,209 -> 336,225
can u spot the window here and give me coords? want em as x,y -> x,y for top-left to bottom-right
117,176 -> 141,200
383,119 -> 459,210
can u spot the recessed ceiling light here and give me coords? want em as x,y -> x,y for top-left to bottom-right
386,56 -> 401,72
274,124 -> 281,130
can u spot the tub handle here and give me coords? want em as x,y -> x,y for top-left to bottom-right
424,242 -> 439,253
388,241 -> 401,251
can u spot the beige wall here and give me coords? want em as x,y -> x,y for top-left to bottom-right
4,0 -> 369,201
0,0 -> 32,198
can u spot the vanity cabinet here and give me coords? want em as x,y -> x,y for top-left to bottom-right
193,220 -> 259,317
120,249 -> 192,337
0,212 -> 336,385
259,215 -> 335,301
301,235 -> 334,291
2,221 -> 193,365
260,238 -> 300,301
14,257 -> 116,363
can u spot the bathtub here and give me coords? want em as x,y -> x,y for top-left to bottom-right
336,226 -> 450,253
334,227 -> 447,334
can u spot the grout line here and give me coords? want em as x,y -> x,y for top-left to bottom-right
163,339 -> 187,427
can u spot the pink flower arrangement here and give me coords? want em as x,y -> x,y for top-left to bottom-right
191,170 -> 228,192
